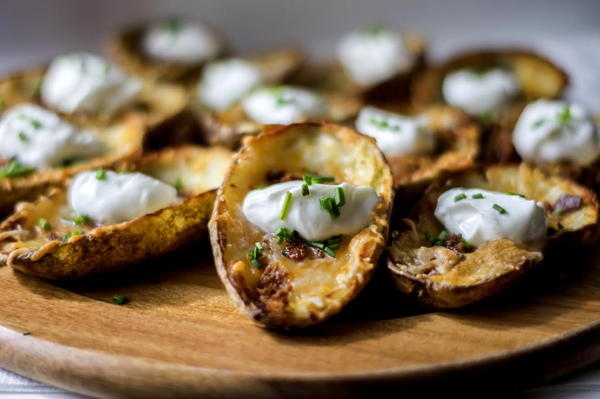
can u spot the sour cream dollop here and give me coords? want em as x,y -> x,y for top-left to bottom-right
442,68 -> 519,115
355,106 -> 435,158
42,53 -> 142,115
513,100 -> 600,165
337,27 -> 414,87
143,19 -> 221,64
68,170 -> 177,225
0,104 -> 104,168
434,188 -> 547,248
197,59 -> 262,111
242,181 -> 378,241
241,86 -> 327,125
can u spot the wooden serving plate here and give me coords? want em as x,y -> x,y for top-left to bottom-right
0,240 -> 599,398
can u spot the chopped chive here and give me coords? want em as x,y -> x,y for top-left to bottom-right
507,192 -> 525,198
17,131 -> 28,142
493,203 -> 507,214
472,193 -> 484,199
0,160 -> 35,179
112,294 -> 128,305
454,193 -> 467,202
30,119 -> 42,130
532,118 -> 547,129
255,184 -> 267,189
95,169 -> 107,180
461,238 -> 473,248
320,196 -> 340,219
557,105 -> 572,125
38,218 -> 51,231
303,173 -> 335,185
248,242 -> 263,268
279,191 -> 293,220
557,222 -> 564,230
21,331 -> 31,336
459,253 -> 466,260
275,227 -> 294,244
437,230 -> 448,242
173,177 -> 183,192
73,214 -> 89,226
305,240 -> 336,257
334,187 -> 345,207
553,208 -> 565,217
301,183 -> 310,196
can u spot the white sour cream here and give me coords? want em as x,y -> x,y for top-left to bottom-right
442,68 -> 519,116
434,188 -> 547,248
197,59 -> 262,111
241,86 -> 327,125
68,170 -> 177,225
242,181 -> 378,241
337,27 -> 414,87
355,106 -> 435,158
513,100 -> 600,165
0,104 -> 104,168
143,19 -> 221,64
41,53 -> 142,115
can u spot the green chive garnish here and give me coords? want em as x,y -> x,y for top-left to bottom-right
30,119 -> 42,130
21,331 -> 31,336
62,231 -> 83,242
454,193 -> 467,202
95,169 -> 107,181
493,203 -> 507,214
112,294 -> 128,305
0,160 -> 35,179
472,193 -> 484,199
553,208 -> 565,217
279,191 -> 293,220
38,218 -> 51,231
532,118 -> 547,129
248,242 -> 263,268
275,227 -> 294,244
17,132 -> 28,142
303,174 -> 335,185
557,105 -> 572,125
334,187 -> 345,207
173,177 -> 183,192
301,183 -> 309,196
320,197 -> 340,219
507,192 -> 525,198
73,214 -> 89,226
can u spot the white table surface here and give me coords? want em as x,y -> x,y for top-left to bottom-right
0,0 -> 599,397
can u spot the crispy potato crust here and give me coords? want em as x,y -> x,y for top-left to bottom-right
388,164 -> 599,308
0,146 -> 233,279
209,123 -> 394,328
411,49 -> 568,109
107,22 -> 226,83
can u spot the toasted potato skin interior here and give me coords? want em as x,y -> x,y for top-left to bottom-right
209,123 -> 394,328
388,164 -> 599,309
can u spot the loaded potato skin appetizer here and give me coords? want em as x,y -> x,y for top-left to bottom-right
209,123 -> 394,328
108,17 -> 226,83
354,105 -> 480,192
0,103 -> 145,216
388,164 -> 598,309
0,146 -> 232,279
0,53 -> 190,147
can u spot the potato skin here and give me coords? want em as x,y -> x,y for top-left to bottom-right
209,123 -> 394,328
388,164 -> 599,309
5,190 -> 215,280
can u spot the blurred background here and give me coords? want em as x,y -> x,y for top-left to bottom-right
1,0 -> 599,109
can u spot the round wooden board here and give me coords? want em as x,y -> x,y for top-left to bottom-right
0,242 -> 599,398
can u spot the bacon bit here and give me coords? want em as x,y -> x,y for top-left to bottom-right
553,194 -> 583,214
443,234 -> 473,254
282,240 -> 309,261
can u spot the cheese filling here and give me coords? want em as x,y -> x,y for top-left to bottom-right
355,106 -> 435,158
434,188 -> 547,248
337,26 -> 414,87
197,59 -> 262,111
242,181 -> 378,241
442,68 -> 519,116
68,170 -> 177,225
42,53 -> 142,115
142,19 -> 221,64
513,100 -> 600,165
0,104 -> 104,168
241,86 -> 327,125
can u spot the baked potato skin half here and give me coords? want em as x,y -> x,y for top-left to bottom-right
0,67 -> 191,148
0,146 -> 233,279
209,123 -> 394,328
411,49 -> 568,109
107,22 -> 226,84
388,164 -> 599,309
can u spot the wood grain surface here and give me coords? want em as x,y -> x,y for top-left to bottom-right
0,241 -> 599,398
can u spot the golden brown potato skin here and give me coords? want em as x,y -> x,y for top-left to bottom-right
0,146 -> 232,280
3,190 -> 215,280
209,123 -> 394,328
388,164 -> 599,309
